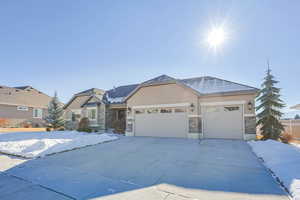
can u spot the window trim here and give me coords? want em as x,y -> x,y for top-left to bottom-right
17,106 -> 29,111
87,107 -> 97,121
33,108 -> 43,119
224,106 -> 240,112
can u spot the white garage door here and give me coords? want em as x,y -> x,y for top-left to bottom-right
203,105 -> 243,139
134,108 -> 188,138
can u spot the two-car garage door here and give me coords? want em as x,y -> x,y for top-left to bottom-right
133,104 -> 244,139
134,107 -> 188,138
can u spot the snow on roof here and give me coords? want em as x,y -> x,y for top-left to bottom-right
68,75 -> 258,105
105,84 -> 139,104
179,76 -> 258,95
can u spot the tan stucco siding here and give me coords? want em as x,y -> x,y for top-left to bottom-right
0,104 -> 47,119
198,93 -> 256,115
67,96 -> 90,109
127,83 -> 198,112
0,104 -> 47,127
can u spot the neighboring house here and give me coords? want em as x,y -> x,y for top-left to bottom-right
65,74 -> 258,140
0,85 -> 52,127
291,104 -> 300,110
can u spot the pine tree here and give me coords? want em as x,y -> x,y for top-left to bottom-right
46,92 -> 65,130
256,64 -> 285,140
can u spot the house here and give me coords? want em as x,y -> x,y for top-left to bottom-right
64,75 -> 258,140
125,75 -> 259,140
0,85 -> 52,127
291,104 -> 300,110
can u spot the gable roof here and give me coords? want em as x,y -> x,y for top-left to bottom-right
0,85 -> 51,108
64,88 -> 105,109
141,75 -> 176,86
124,75 -> 259,101
75,88 -> 105,96
65,74 -> 259,106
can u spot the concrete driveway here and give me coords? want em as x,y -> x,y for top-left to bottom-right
0,137 -> 289,200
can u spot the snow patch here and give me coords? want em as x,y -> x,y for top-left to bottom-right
0,131 -> 118,158
248,140 -> 300,200
181,77 -> 255,94
105,93 -> 124,103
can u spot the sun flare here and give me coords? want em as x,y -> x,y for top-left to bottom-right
206,27 -> 227,49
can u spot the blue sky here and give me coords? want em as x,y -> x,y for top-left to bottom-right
1,1 -> 299,115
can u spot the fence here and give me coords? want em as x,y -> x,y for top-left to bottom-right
0,128 -> 47,133
280,119 -> 300,139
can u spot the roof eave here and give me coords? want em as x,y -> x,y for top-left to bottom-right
290,104 -> 300,110
200,89 -> 259,97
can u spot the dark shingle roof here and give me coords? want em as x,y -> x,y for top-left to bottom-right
105,84 -> 139,103
14,86 -> 31,90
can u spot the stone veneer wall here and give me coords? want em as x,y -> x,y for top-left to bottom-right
245,116 -> 256,134
126,118 -> 133,132
188,117 -> 202,133
97,104 -> 106,130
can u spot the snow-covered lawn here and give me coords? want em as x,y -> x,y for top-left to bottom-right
248,140 -> 300,200
0,131 -> 118,158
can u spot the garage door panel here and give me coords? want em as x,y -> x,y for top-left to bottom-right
203,105 -> 243,139
135,112 -> 188,138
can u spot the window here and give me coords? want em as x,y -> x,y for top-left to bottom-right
135,109 -> 145,114
206,107 -> 220,113
224,106 -> 239,112
66,111 -> 73,121
146,108 -> 159,114
33,108 -> 43,118
160,108 -> 172,113
17,106 -> 28,111
174,108 -> 186,113
72,113 -> 77,121
87,109 -> 97,120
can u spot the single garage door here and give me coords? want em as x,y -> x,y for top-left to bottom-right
203,105 -> 243,139
134,108 -> 188,138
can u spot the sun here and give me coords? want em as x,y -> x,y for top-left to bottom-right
206,26 -> 227,49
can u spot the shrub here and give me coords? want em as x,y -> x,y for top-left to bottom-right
77,117 -> 92,133
23,122 -> 32,128
112,119 -> 126,134
280,132 -> 294,144
33,123 -> 40,128
0,118 -> 9,128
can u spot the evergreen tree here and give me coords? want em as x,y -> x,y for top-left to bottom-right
256,65 -> 285,140
46,92 -> 65,130
295,114 -> 300,120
